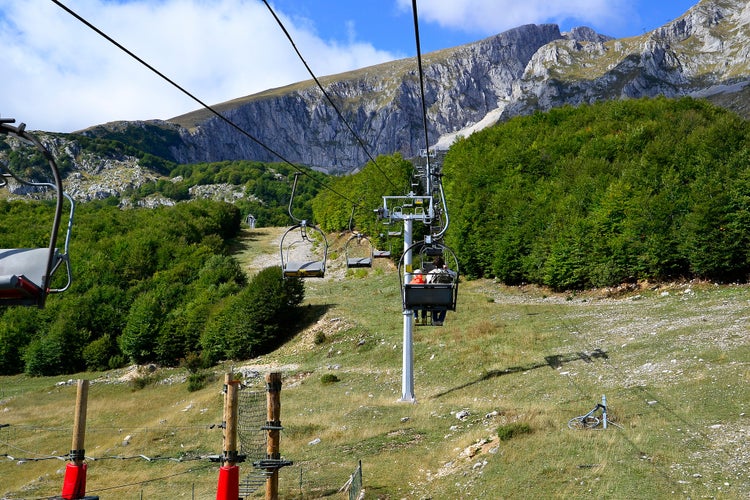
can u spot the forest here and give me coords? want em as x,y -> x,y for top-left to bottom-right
440,97 -> 750,289
0,198 -> 304,377
2,96 -> 750,376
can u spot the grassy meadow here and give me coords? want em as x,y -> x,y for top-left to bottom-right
1,228 -> 749,499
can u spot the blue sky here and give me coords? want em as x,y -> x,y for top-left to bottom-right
0,0 -> 699,132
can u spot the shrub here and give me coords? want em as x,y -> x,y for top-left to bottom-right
187,371 -> 209,392
199,266 -> 305,362
314,331 -> 327,345
83,334 -> 119,371
320,373 -> 340,384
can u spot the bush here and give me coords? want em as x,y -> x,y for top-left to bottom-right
187,371 -> 209,392
200,266 -> 305,362
320,373 -> 340,384
83,334 -> 119,371
314,331 -> 327,345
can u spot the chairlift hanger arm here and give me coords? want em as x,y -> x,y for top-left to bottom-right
431,178 -> 450,240
287,171 -> 303,224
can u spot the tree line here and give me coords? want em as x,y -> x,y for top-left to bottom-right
439,97 -> 750,289
3,95 -> 750,376
0,198 -> 304,376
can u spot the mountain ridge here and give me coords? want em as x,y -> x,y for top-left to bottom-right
8,0 -> 749,190
141,0 -> 749,174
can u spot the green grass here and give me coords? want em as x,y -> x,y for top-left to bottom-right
2,231 -> 749,498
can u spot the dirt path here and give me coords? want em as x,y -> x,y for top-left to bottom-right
237,226 -> 352,280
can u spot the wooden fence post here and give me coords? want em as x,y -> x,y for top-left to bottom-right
265,372 -> 282,500
216,372 -> 240,500
60,379 -> 98,500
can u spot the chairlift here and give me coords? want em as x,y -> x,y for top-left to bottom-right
371,208 -> 394,258
345,233 -> 374,268
343,204 -> 375,268
373,233 -> 392,259
0,118 -> 74,307
279,172 -> 328,278
385,207 -> 403,237
398,241 -> 459,322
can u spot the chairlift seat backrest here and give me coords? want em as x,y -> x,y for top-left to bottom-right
0,248 -> 56,306
403,282 -> 456,311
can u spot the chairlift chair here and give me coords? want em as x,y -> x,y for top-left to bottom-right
344,204 -> 373,268
0,118 -> 74,308
345,233 -> 373,269
373,233 -> 391,259
279,172 -> 328,278
398,241 -> 459,320
385,208 -> 403,237
279,222 -> 328,278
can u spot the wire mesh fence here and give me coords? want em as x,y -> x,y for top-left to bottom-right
237,387 -> 273,497
238,388 -> 267,463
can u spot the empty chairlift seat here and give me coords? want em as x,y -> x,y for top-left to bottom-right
345,234 -> 373,269
282,256 -> 326,278
373,248 -> 391,259
0,248 -> 56,305
279,222 -> 328,278
280,172 -> 329,278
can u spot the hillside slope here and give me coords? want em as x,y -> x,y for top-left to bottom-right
1,230 -> 749,498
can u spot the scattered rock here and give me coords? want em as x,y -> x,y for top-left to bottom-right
455,410 -> 470,420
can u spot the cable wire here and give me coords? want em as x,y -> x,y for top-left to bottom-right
50,0 -> 360,210
411,0 -> 432,184
262,0 -> 400,191
411,0 -> 451,239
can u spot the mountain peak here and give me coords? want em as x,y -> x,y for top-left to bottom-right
86,0 -> 748,174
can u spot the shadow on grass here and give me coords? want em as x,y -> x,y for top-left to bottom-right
431,348 -> 609,399
229,228 -> 271,253
284,303 -> 334,340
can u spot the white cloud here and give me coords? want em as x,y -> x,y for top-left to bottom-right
0,0 -> 396,132
397,0 -> 633,36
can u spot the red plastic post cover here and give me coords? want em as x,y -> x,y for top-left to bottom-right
61,462 -> 87,500
216,465 -> 240,500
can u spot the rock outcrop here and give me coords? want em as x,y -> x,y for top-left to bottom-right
505,0 -> 750,118
167,23 -> 565,173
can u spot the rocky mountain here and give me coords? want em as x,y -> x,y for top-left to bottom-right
133,0 -> 747,174
505,0 -> 750,118
5,0 -> 749,201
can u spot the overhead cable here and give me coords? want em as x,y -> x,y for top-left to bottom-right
411,0 -> 432,184
262,0 -> 400,191
411,0 -> 450,238
50,0 -> 359,209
